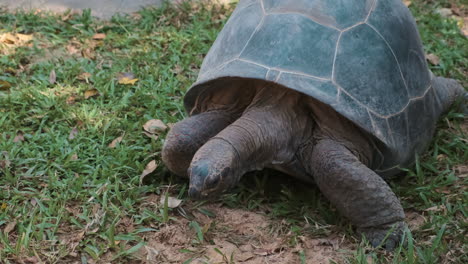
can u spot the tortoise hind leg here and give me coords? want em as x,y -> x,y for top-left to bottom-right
432,76 -> 466,113
305,139 -> 406,250
162,111 -> 236,177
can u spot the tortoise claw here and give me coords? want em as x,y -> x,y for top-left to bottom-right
358,221 -> 406,251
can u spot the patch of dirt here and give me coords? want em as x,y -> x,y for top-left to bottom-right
405,211 -> 427,230
137,203 -> 354,263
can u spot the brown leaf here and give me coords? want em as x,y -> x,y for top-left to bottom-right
406,211 -> 426,230
69,127 -> 79,140
4,220 -> 16,234
140,160 -> 158,183
92,33 -> 106,40
0,80 -> 12,91
117,72 -> 138,85
0,159 -> 10,169
119,77 -> 138,85
16,33 -> 33,42
145,246 -> 160,261
425,205 -> 446,212
426,53 -> 440,65
1,33 -> 15,44
66,44 -> 80,55
84,88 -> 100,99
82,48 -> 96,60
454,165 -> 468,178
402,0 -> 411,7
77,72 -> 92,81
0,151 -> 10,169
49,69 -> 56,85
435,8 -> 452,17
62,12 -> 72,21
108,134 -> 124,148
13,131 -> 25,143
66,95 -> 77,105
143,119 -> 167,134
70,153 -> 79,161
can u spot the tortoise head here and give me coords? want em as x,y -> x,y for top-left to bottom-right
187,139 -> 242,199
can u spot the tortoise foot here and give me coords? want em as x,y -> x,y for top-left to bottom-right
358,221 -> 406,251
162,111 -> 234,177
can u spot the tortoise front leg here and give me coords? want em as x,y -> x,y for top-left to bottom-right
306,139 -> 406,250
162,111 -> 236,177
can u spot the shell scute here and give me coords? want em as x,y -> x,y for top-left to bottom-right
367,0 -> 431,98
240,14 -> 339,79
335,24 -> 409,117
198,2 -> 264,78
263,0 -> 375,29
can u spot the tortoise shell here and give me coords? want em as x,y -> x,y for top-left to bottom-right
184,0 -> 444,176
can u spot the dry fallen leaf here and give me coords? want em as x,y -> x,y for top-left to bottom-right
82,48 -> 96,60
454,165 -> 468,178
160,195 -> 183,208
69,127 -> 79,140
425,205 -> 446,212
13,131 -> 25,143
108,134 -> 124,148
66,95 -> 77,105
1,33 -> 33,45
119,77 -> 138,85
92,33 -> 106,40
84,88 -> 100,99
1,33 -> 15,44
402,0 -> 411,7
4,221 -> 16,234
117,72 -> 139,85
0,80 -> 12,91
406,211 -> 426,230
66,44 -> 80,55
70,153 -> 79,161
77,72 -> 92,82
140,160 -> 158,183
145,246 -> 160,261
0,151 -> 10,169
435,8 -> 452,17
49,69 -> 56,85
143,119 -> 167,134
0,159 -> 10,169
426,53 -> 440,65
16,33 -> 33,42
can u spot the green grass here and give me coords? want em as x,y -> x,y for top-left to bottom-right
0,0 -> 467,263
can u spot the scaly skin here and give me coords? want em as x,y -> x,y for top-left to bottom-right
306,139 -> 405,249
162,111 -> 236,177
162,77 -> 464,250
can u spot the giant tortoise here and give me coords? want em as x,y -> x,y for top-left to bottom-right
162,0 -> 465,249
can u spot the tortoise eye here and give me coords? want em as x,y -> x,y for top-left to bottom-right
204,175 -> 220,190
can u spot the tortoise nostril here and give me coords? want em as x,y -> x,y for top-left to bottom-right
188,187 -> 202,199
